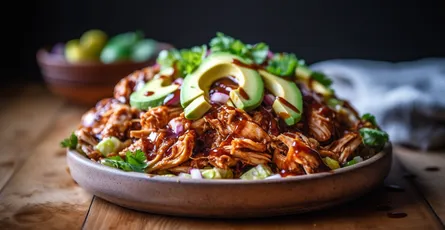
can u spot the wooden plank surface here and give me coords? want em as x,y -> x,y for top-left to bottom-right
0,102 -> 93,229
0,84 -> 444,230
83,154 -> 443,230
395,146 -> 445,224
0,85 -> 65,190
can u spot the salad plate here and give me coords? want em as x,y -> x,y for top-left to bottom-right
67,143 -> 391,218
62,32 -> 392,218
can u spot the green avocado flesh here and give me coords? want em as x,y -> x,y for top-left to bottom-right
180,52 -> 264,120
259,69 -> 303,126
130,77 -> 179,110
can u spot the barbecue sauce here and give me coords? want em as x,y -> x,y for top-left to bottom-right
277,97 -> 300,113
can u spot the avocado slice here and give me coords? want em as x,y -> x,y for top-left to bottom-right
295,66 -> 333,96
259,69 -> 303,126
180,52 -> 264,120
129,76 -> 179,110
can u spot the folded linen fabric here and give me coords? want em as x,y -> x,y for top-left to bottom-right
310,58 -> 445,150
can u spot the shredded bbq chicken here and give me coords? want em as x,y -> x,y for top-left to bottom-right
113,66 -> 160,104
74,67 -> 371,178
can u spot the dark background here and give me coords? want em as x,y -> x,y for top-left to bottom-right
4,0 -> 445,85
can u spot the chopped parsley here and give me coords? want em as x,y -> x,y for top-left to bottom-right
60,132 -> 78,149
101,150 -> 148,173
209,32 -> 269,65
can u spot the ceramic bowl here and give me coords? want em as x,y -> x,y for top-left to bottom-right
36,43 -> 173,107
66,143 -> 392,218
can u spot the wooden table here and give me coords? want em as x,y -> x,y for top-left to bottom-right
0,84 -> 444,230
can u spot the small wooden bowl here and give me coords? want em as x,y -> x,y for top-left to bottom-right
36,44 -> 172,107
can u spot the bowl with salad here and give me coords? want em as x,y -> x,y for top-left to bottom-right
62,32 -> 391,218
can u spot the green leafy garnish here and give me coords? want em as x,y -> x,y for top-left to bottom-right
101,149 -> 148,173
266,53 -> 299,77
156,45 -> 207,77
310,71 -> 333,88
60,132 -> 78,149
249,42 -> 269,65
361,113 -> 377,126
209,32 -> 269,65
359,128 -> 389,148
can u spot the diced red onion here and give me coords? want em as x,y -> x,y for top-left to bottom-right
263,94 -> 276,106
148,132 -> 157,142
210,92 -> 229,104
265,174 -> 282,180
206,49 -> 211,57
190,169 -> 202,179
163,91 -> 180,106
168,118 -> 184,135
81,112 -> 96,127
173,78 -> 184,86
152,63 -> 160,69
267,50 -> 274,59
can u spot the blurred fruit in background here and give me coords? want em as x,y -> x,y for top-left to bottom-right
58,29 -> 163,64
36,29 -> 174,106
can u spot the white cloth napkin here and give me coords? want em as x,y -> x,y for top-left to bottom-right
309,58 -> 445,150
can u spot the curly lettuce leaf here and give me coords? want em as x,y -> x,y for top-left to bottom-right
266,53 -> 299,77
101,150 -> 148,173
60,132 -> 77,149
359,128 -> 389,148
209,32 -> 269,65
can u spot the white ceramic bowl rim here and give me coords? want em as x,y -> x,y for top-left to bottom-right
67,142 -> 391,185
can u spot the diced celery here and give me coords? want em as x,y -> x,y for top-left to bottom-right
201,168 -> 233,179
201,169 -> 216,179
158,174 -> 176,177
240,164 -> 273,180
323,157 -> 340,170
345,159 -> 357,167
178,173 -> 192,178
95,136 -> 122,157
353,156 -> 363,163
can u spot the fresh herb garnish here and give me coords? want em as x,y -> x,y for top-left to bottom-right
101,149 -> 148,172
266,52 -> 299,77
361,113 -> 377,126
359,128 -> 389,149
209,32 -> 269,65
60,132 -> 78,149
156,45 -> 207,77
310,71 -> 333,88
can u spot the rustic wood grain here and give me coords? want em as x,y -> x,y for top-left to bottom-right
0,84 -> 65,190
0,104 -> 93,230
83,154 -> 443,230
395,145 -> 445,224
